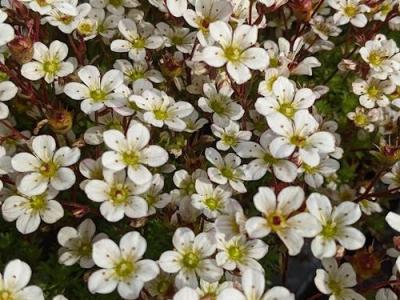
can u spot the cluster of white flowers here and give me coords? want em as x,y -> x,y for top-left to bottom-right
1,0 -> 400,298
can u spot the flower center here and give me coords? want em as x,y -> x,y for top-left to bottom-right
39,161 -> 58,178
114,259 -> 135,279
328,279 -> 343,296
263,153 -> 278,164
221,134 -> 237,146
182,251 -> 200,269
367,85 -> 380,98
109,0 -> 123,7
199,17 -> 211,33
344,5 -> 357,17
227,245 -> 244,262
132,37 -> 146,49
182,180 -> 195,196
128,70 -> 144,81
220,167 -> 234,179
154,109 -> 169,120
171,35 -> 184,45
78,242 -> 92,257
303,163 -> 317,174
121,151 -> 141,167
29,195 -> 47,211
267,212 -> 287,231
209,96 -> 226,114
58,14 -> 74,25
368,51 -> 384,67
290,135 -> 307,147
109,183 -> 130,206
0,71 -> 8,81
203,196 -> 222,211
278,102 -> 295,118
0,291 -> 14,300
321,221 -> 337,239
43,60 -> 60,74
224,46 -> 242,62
145,194 -> 158,206
90,89 -> 107,102
354,113 -> 368,126
269,56 -> 280,68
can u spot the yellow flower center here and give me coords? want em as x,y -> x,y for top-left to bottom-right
220,167 -> 234,179
328,279 -> 343,296
368,51 -> 383,67
0,291 -> 14,300
39,161 -> 58,178
267,211 -> 287,232
321,221 -> 337,239
227,245 -> 245,262
29,195 -> 47,211
90,89 -> 107,102
221,134 -> 237,146
367,85 -> 380,98
121,151 -> 141,167
290,135 -> 307,147
354,113 -> 368,126
154,109 -> 169,120
344,5 -> 357,17
224,46 -> 242,62
43,60 -> 60,75
278,102 -> 296,118
109,183 -> 130,206
132,37 -> 146,49
182,251 -> 200,269
114,259 -> 135,279
204,196 -> 222,211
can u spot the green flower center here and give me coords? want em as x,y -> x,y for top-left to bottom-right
109,183 -> 130,206
78,242 -> 92,257
182,180 -> 195,196
182,251 -> 200,269
132,37 -> 146,49
269,57 -> 280,68
109,0 -> 123,7
105,121 -> 123,131
154,109 -> 169,120
328,279 -> 343,296
39,161 -> 58,178
30,195 -> 47,211
221,134 -> 237,146
367,85 -> 380,98
0,291 -> 14,300
203,196 -> 221,211
114,259 -> 135,279
321,221 -> 337,239
263,153 -> 278,164
156,279 -> 171,294
171,35 -> 184,45
0,71 -> 9,81
220,167 -> 234,179
227,245 -> 244,262
90,89 -> 107,102
209,96 -> 227,114
224,46 -> 242,62
121,151 -> 141,167
278,102 -> 295,118
145,194 -> 158,206
128,70 -> 145,81
303,163 -> 317,174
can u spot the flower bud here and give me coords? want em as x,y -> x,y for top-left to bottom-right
289,0 -> 313,22
350,248 -> 381,280
47,108 -> 73,134
7,36 -> 33,64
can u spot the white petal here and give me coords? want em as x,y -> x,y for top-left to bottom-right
92,238 -> 121,268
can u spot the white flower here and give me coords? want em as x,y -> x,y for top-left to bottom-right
12,135 -> 80,195
359,199 -> 382,216
234,131 -> 298,183
299,157 -> 340,189
0,11 -> 14,46
156,22 -> 196,53
255,76 -> 316,119
202,21 -> 269,84
382,161 -> 400,189
191,178 -> 237,219
173,287 -> 199,300
376,288 -> 398,300
217,269 -> 294,300
329,0 -> 370,27
64,65 -> 125,114
85,170 -> 151,222
159,227 -> 223,288
314,258 -> 365,300
216,234 -> 268,272
205,147 -> 248,193
211,121 -> 251,151
83,112 -> 124,145
140,174 -> 171,216
347,106 -> 379,132
352,78 -> 395,108
2,187 -> 63,234
245,186 -> 321,256
0,80 -> 18,120
57,218 -> 107,268
90,0 -> 139,15
131,89 -> 194,131
306,193 -> 365,258
267,110 -> 336,167
111,19 -> 163,61
359,35 -> 400,81
44,0 -> 91,34
102,122 -> 168,184
21,41 -> 74,83
198,82 -> 244,126
197,280 -> 233,299
88,232 -> 159,299
0,259 -> 44,300
0,146 -> 12,190
113,59 -> 164,87
183,0 -> 232,46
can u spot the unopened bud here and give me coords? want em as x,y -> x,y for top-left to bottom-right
8,36 -> 33,64
47,108 -> 73,134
